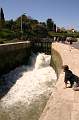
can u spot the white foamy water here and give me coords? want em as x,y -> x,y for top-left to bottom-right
0,53 -> 57,120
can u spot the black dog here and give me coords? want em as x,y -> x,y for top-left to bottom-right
62,65 -> 79,88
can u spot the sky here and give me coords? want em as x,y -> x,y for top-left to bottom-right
0,0 -> 79,30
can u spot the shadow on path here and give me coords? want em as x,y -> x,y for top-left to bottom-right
72,41 -> 79,49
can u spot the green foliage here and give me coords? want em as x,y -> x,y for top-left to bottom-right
49,31 -> 79,38
0,7 -> 79,44
0,29 -> 16,40
5,19 -> 14,30
0,11 -> 57,42
33,24 -> 48,38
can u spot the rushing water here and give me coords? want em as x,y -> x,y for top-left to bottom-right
0,53 -> 57,120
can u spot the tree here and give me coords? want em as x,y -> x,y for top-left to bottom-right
33,24 -> 48,38
0,8 -> 5,20
46,18 -> 54,31
0,8 -> 5,28
5,19 -> 14,30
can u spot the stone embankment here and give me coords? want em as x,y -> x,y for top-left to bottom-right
0,41 -> 31,76
39,42 -> 79,120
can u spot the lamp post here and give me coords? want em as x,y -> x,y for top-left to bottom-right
21,13 -> 27,33
20,13 -> 27,40
21,15 -> 22,33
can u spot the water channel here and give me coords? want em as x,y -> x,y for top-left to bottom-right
0,53 -> 57,120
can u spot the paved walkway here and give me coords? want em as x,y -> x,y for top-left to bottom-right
39,42 -> 79,120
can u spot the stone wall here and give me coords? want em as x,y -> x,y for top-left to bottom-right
0,41 -> 31,76
51,43 -> 63,78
